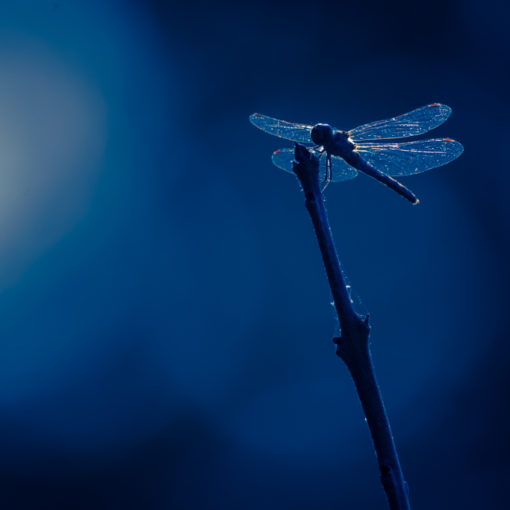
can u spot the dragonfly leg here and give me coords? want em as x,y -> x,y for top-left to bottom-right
309,145 -> 326,159
321,154 -> 332,192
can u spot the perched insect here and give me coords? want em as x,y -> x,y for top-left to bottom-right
250,104 -> 463,203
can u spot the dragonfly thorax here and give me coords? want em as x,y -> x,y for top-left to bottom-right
330,130 -> 356,155
311,123 -> 333,146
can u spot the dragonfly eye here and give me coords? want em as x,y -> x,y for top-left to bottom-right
311,124 -> 333,146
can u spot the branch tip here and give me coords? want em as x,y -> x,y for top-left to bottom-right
292,143 -> 320,193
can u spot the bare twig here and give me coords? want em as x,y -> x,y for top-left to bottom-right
292,143 -> 411,510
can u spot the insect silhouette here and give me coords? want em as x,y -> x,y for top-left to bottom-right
250,104 -> 463,203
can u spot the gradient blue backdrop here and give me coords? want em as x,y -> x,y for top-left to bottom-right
0,1 -> 508,508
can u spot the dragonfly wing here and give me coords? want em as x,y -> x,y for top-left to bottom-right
250,113 -> 314,143
349,104 -> 452,141
272,148 -> 358,182
355,138 -> 464,176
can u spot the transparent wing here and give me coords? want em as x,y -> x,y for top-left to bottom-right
349,104 -> 452,141
355,138 -> 464,176
271,148 -> 358,182
250,113 -> 314,144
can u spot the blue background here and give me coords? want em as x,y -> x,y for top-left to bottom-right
0,1 -> 508,508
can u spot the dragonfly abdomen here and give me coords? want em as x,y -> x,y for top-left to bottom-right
344,152 -> 419,204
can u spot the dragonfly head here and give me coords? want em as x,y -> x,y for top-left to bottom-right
311,123 -> 333,146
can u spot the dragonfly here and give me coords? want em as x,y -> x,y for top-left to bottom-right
249,104 -> 463,204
